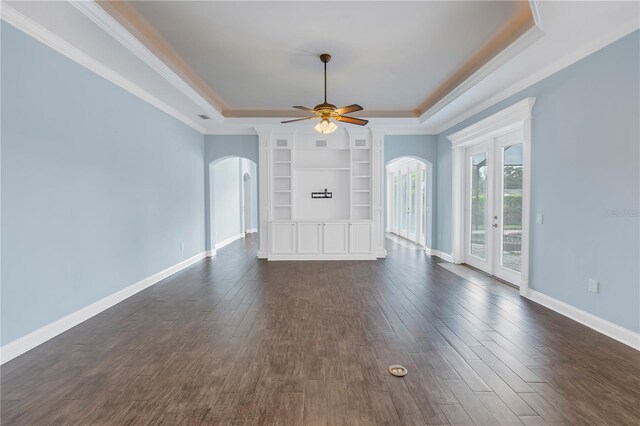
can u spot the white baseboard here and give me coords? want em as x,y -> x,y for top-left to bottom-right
214,233 -> 243,250
0,251 -> 207,364
424,247 -> 432,255
525,289 -> 640,351
206,249 -> 216,257
375,249 -> 388,258
268,254 -> 377,261
245,228 -> 258,234
431,250 -> 453,262
257,249 -> 268,259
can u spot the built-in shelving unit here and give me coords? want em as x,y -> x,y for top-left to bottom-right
268,131 -> 378,260
272,140 -> 292,220
351,139 -> 371,220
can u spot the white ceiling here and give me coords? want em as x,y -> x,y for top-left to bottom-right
2,1 -> 638,134
127,1 -> 527,115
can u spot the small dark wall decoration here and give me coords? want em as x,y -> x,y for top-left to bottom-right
311,189 -> 333,199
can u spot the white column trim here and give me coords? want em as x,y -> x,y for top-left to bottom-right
255,127 -> 272,258
370,128 -> 387,258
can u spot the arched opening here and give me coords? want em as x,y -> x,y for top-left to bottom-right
385,156 -> 433,254
209,156 -> 258,255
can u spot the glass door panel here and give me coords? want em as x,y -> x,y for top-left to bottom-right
420,169 -> 426,242
409,171 -> 417,236
469,153 -> 488,260
500,144 -> 523,272
392,175 -> 399,229
400,174 -> 407,232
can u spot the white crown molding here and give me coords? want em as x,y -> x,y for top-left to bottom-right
525,289 -> 640,351
372,127 -> 436,136
0,4 -> 206,134
69,0 -> 224,123
0,251 -> 207,364
528,0 -> 544,31
419,24 -> 545,124
447,97 -> 535,147
433,18 -> 639,134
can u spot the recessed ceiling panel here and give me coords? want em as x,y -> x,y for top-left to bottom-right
127,1 -> 530,115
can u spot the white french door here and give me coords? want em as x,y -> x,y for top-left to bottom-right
464,131 -> 524,286
389,164 -> 423,244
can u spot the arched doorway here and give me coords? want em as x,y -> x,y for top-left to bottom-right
385,156 -> 433,252
209,156 -> 258,254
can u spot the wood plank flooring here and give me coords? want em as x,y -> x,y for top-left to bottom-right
2,234 -> 639,425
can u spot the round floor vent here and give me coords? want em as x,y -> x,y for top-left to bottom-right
388,365 -> 408,377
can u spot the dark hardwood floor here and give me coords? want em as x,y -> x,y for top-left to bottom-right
2,234 -> 639,425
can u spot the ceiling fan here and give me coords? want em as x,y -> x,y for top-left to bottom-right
281,53 -> 368,134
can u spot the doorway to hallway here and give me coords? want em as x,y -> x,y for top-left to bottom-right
386,157 -> 428,247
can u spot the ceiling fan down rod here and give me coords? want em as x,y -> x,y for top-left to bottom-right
320,53 -> 331,105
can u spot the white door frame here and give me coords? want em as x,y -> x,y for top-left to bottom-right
450,98 -> 535,296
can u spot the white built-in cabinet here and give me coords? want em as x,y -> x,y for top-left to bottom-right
267,130 -> 378,260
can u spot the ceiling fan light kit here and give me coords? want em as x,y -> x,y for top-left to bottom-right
282,53 -> 368,134
314,118 -> 337,134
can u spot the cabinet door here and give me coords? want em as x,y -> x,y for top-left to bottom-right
297,222 -> 323,254
323,222 -> 348,254
271,222 -> 296,254
349,222 -> 373,253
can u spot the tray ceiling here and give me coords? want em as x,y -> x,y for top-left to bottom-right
104,1 -> 533,117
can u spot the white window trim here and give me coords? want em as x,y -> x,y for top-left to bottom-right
448,98 -> 535,296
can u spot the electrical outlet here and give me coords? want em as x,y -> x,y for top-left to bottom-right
588,279 -> 599,293
536,213 -> 544,224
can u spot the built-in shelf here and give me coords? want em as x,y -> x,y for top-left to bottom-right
273,176 -> 291,179
274,190 -> 291,193
273,204 -> 292,207
352,190 -> 370,193
273,161 -> 291,164
353,204 -> 371,207
352,161 -> 370,164
352,175 -> 370,179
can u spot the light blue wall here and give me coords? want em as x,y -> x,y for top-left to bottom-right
436,30 -> 640,332
435,137 -> 453,253
204,135 -> 259,250
1,23 -> 206,345
384,135 -> 438,248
